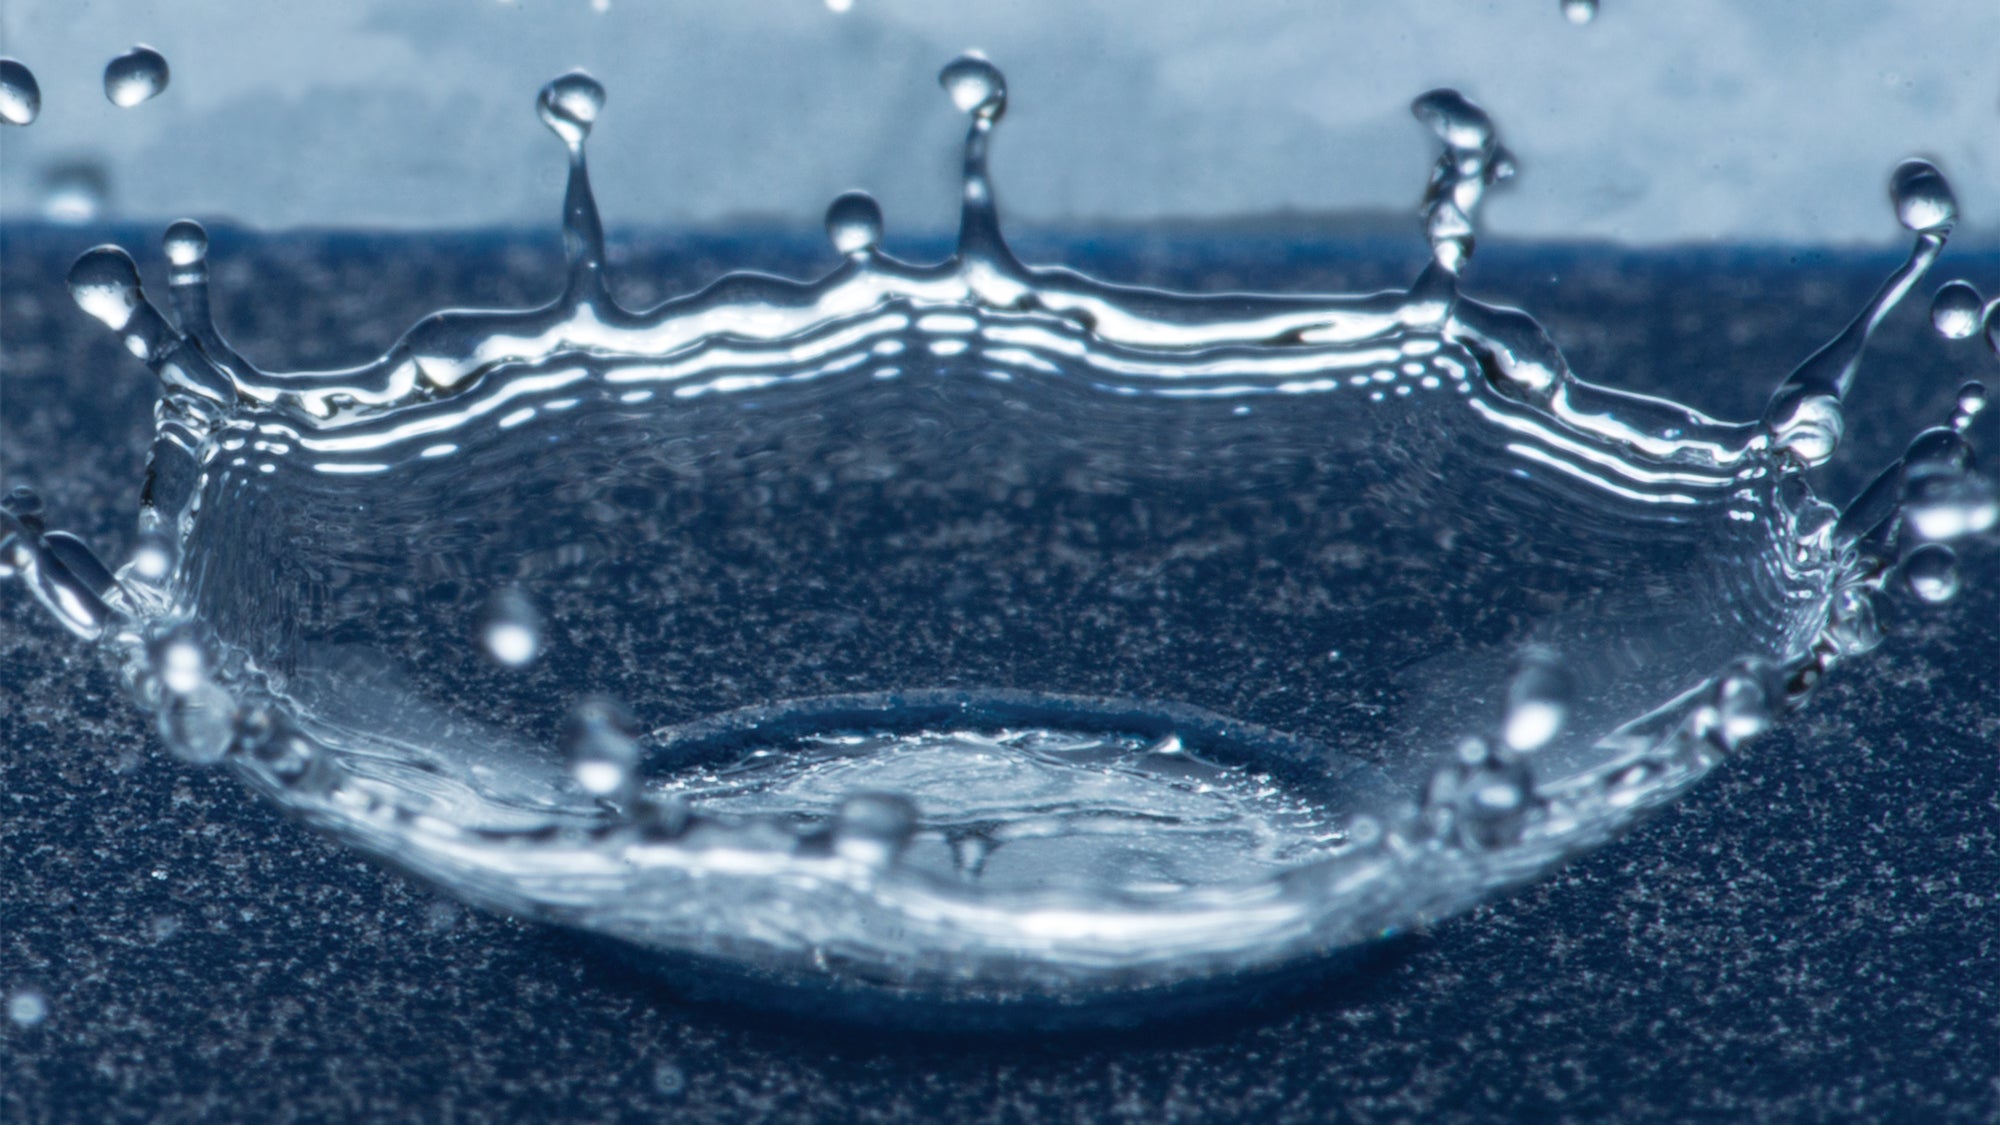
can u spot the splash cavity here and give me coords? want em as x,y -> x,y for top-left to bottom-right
3,56 -> 1994,1025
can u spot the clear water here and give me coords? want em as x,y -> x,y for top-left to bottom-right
3,56 -> 1996,1020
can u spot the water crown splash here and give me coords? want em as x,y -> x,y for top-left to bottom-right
4,55 -> 1994,1026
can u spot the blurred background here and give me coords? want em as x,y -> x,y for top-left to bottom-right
1,0 -> 1995,244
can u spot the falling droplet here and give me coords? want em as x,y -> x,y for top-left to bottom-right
130,529 -> 176,585
825,191 -> 884,258
563,696 -> 641,801
1889,159 -> 1956,234
1561,0 -> 1599,25
1502,650 -> 1572,752
41,163 -> 108,224
536,70 -> 605,149
478,587 -> 544,667
1952,381 -> 1987,432
0,57 -> 41,126
149,627 -> 208,696
832,792 -> 918,868
1900,543 -> 1961,604
938,53 -> 1006,120
103,45 -> 170,109
1929,281 -> 1983,340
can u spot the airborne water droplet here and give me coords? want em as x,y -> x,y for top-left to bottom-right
938,53 -> 1006,120
41,163 -> 108,224
825,191 -> 884,258
478,587 -> 545,667
1929,281 -> 1982,340
1561,0 -> 1599,25
563,696 -> 641,801
1888,159 -> 1956,233
833,792 -> 919,868
1502,652 -> 1572,752
0,57 -> 41,126
1901,543 -> 1961,604
1953,381 -> 1987,432
103,46 -> 170,109
537,70 -> 606,148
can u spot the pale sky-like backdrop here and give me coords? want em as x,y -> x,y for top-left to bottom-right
0,0 -> 1994,243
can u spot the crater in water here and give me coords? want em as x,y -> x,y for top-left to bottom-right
3,56 -> 1995,1026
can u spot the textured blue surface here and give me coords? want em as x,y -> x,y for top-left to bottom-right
3,227 -> 1996,1121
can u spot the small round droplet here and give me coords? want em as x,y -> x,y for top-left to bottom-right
163,220 -> 209,268
1929,281 -> 1982,340
1901,543 -> 1960,604
939,54 -> 1006,120
1889,159 -> 1956,233
563,696 -> 641,800
478,587 -> 544,668
1952,381 -> 1987,432
67,246 -> 144,331
149,628 -> 208,696
0,57 -> 41,126
536,71 -> 606,147
7,990 -> 48,1027
1561,0 -> 1599,24
42,163 -> 108,224
825,191 -> 883,257
1503,653 -> 1572,752
1711,668 -> 1773,750
833,792 -> 918,867
103,46 -> 170,109
161,682 -> 237,765
1411,89 -> 1494,152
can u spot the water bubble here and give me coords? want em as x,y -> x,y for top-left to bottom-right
1502,650 -> 1572,752
163,220 -> 209,268
825,191 -> 884,258
536,70 -> 605,148
1428,740 -> 1534,849
1929,281 -> 1983,340
41,163 -> 108,224
832,792 -> 918,867
130,530 -> 175,584
652,1062 -> 687,1098
0,57 -> 40,125
939,53 -> 1006,120
563,696 -> 641,800
478,587 -> 544,667
1561,0 -> 1599,24
1901,544 -> 1961,604
67,246 -> 144,331
103,46 -> 170,108
1888,160 -> 1956,233
7,990 -> 48,1027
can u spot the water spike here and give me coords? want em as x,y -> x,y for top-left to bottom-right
160,220 -> 250,377
68,246 -> 238,406
938,54 -> 1022,277
537,71 -> 611,304
1761,176 -> 1948,466
825,191 -> 884,260
0,507 -> 114,639
1411,89 -> 1510,276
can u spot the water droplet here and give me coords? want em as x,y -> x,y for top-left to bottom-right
7,990 -> 48,1027
103,46 -> 170,109
149,628 -> 208,695
478,587 -> 544,667
41,162 -> 108,224
1929,281 -> 1982,340
1952,382 -> 1987,432
652,1062 -> 687,1098
537,70 -> 605,148
1427,739 -> 1535,849
1901,543 -> 1960,604
161,683 -> 237,764
0,57 -> 41,126
1889,159 -> 1956,233
939,53 -> 1006,120
1411,89 -> 1494,152
130,530 -> 175,585
1561,0 -> 1599,24
1709,668 -> 1773,750
563,696 -> 641,800
1902,471 -> 2000,541
833,792 -> 918,867
825,191 -> 883,258
1502,651 -> 1572,752
67,246 -> 144,331
163,220 -> 209,268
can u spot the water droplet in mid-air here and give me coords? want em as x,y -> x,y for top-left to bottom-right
536,70 -> 605,148
41,163 -> 108,224
1952,382 -> 1987,432
1502,652 -> 1572,752
1929,281 -> 1983,340
833,793 -> 919,868
66,247 -> 144,331
1561,0 -> 1599,25
563,697 -> 641,801
1889,160 -> 1956,234
103,45 -> 170,108
0,57 -> 40,125
938,53 -> 1006,120
478,587 -> 545,667
1900,543 -> 1961,604
825,191 -> 884,258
